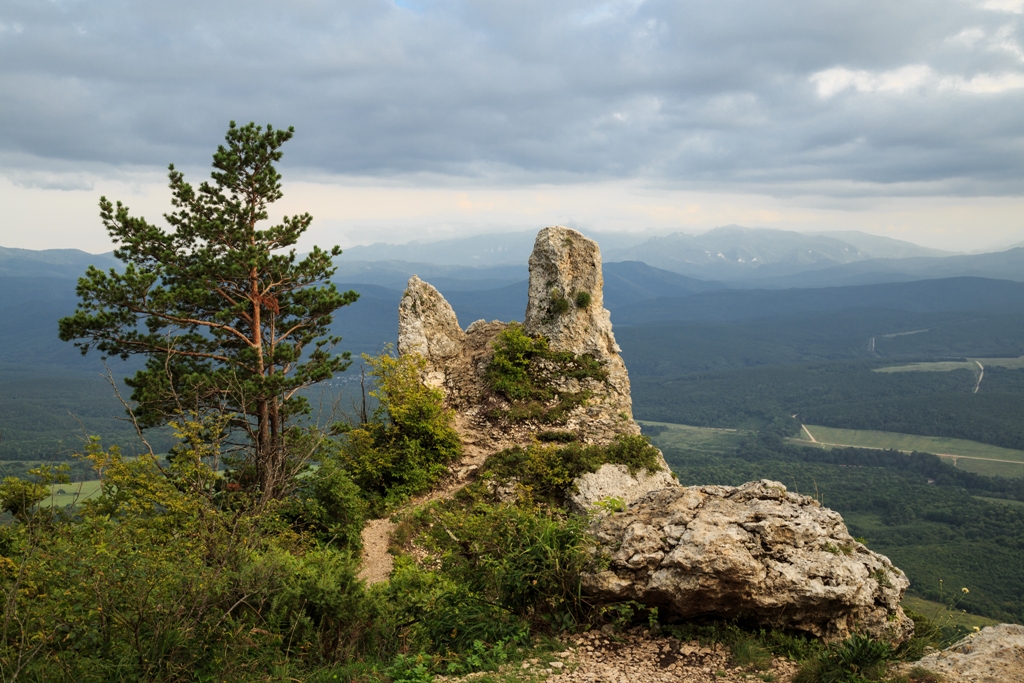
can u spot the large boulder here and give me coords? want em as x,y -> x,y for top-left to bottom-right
567,463 -> 678,515
582,480 -> 914,643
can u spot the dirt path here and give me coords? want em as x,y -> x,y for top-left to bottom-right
801,424 -> 818,443
973,360 -> 984,394
357,438 -> 494,585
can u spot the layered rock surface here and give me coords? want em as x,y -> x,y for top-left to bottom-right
582,480 -> 914,643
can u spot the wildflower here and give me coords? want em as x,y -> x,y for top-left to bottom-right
962,587 -> 969,594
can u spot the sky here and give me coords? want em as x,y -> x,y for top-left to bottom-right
1,0 -> 1023,254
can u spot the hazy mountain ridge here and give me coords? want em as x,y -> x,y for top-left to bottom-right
339,226 -> 957,279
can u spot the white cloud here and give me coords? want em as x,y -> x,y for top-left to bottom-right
940,71 -> 1024,92
947,27 -> 986,46
811,65 -> 934,97
982,0 -> 1024,13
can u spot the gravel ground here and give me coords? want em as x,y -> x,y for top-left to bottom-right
439,629 -> 798,683
357,518 -> 395,584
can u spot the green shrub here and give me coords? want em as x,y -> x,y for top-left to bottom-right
285,460 -> 368,549
418,501 -> 600,627
483,434 -> 663,505
257,547 -> 394,663
574,291 -> 592,308
336,350 -> 462,514
0,442 -> 397,681
485,323 -> 608,424
551,292 -> 571,315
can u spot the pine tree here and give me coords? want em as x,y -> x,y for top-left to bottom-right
59,122 -> 359,500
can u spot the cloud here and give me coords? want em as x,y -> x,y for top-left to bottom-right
811,65 -> 935,97
0,0 -> 1022,201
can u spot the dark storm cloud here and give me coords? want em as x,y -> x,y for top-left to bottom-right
1,0 -> 1023,193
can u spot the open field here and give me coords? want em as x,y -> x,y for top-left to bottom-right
874,361 -> 977,374
874,356 -> 1024,373
900,595 -> 1000,630
795,425 -> 1024,464
638,420 -> 752,454
45,479 -> 102,508
979,356 -> 1024,369
952,458 -> 1024,479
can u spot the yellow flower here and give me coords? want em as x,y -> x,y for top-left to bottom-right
962,587 -> 969,594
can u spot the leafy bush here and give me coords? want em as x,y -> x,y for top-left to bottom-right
485,323 -> 608,424
285,459 -> 368,549
574,291 -> 592,308
418,501 -> 600,627
483,434 -> 663,505
336,350 -> 461,514
0,439 -> 398,682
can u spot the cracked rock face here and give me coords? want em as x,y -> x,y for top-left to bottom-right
397,275 -> 466,388
582,480 -> 914,644
524,227 -> 636,433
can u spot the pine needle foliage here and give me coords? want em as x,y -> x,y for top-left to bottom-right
58,122 -> 359,501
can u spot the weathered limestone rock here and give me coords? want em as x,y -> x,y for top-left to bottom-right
911,624 -> 1024,683
582,480 -> 914,643
524,227 -> 637,439
397,275 -> 465,388
396,227 -> 641,450
567,463 -> 678,515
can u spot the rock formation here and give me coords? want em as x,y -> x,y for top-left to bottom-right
397,226 -> 642,450
582,480 -> 914,643
396,225 -> 914,643
397,275 -> 465,388
911,623 -> 1024,683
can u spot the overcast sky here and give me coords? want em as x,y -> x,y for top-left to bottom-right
1,0 -> 1023,253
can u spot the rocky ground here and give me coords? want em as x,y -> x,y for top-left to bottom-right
438,628 -> 798,683
909,623 -> 1024,683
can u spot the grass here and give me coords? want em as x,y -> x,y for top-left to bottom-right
638,420 -> 751,454
874,361 -> 978,374
44,479 -> 102,508
975,355 -> 1024,369
795,425 -> 1024,465
901,595 -> 999,630
952,458 -> 1024,479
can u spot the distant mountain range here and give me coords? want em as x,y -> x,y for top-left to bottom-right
340,226 -> 959,280
603,226 -> 955,280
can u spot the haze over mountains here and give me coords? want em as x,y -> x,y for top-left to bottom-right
2,223 -> 1024,463
336,225 -> 1024,287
